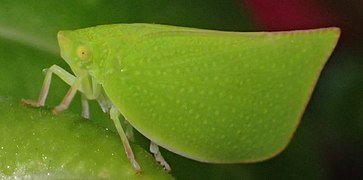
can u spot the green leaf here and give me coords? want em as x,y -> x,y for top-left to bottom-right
0,97 -> 173,179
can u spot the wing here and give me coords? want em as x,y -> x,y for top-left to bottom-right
102,26 -> 340,163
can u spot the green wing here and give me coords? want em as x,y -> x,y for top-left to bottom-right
102,26 -> 340,163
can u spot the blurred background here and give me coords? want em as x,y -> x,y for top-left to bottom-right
0,0 -> 361,179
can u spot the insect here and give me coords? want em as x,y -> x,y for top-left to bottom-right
23,23 -> 340,173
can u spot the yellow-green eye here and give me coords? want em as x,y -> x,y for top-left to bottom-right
76,45 -> 91,61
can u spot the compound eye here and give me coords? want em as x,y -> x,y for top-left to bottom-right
76,45 -> 92,62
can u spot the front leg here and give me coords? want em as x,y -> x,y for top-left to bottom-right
81,94 -> 90,119
22,65 -> 76,107
22,65 -> 91,118
52,78 -> 81,115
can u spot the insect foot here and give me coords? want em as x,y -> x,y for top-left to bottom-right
52,104 -> 67,115
150,142 -> 171,172
21,99 -> 43,107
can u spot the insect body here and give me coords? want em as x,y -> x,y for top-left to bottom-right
23,23 -> 340,172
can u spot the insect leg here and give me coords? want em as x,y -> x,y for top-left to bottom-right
81,94 -> 90,119
125,121 -> 135,141
22,65 -> 76,107
150,141 -> 171,172
110,106 -> 141,172
52,78 -> 81,115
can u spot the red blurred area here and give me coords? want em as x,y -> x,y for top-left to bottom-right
243,0 -> 337,30
242,0 -> 363,45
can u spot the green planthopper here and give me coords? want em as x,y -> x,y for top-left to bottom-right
23,23 -> 340,173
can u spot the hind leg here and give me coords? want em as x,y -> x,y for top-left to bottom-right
150,141 -> 171,172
